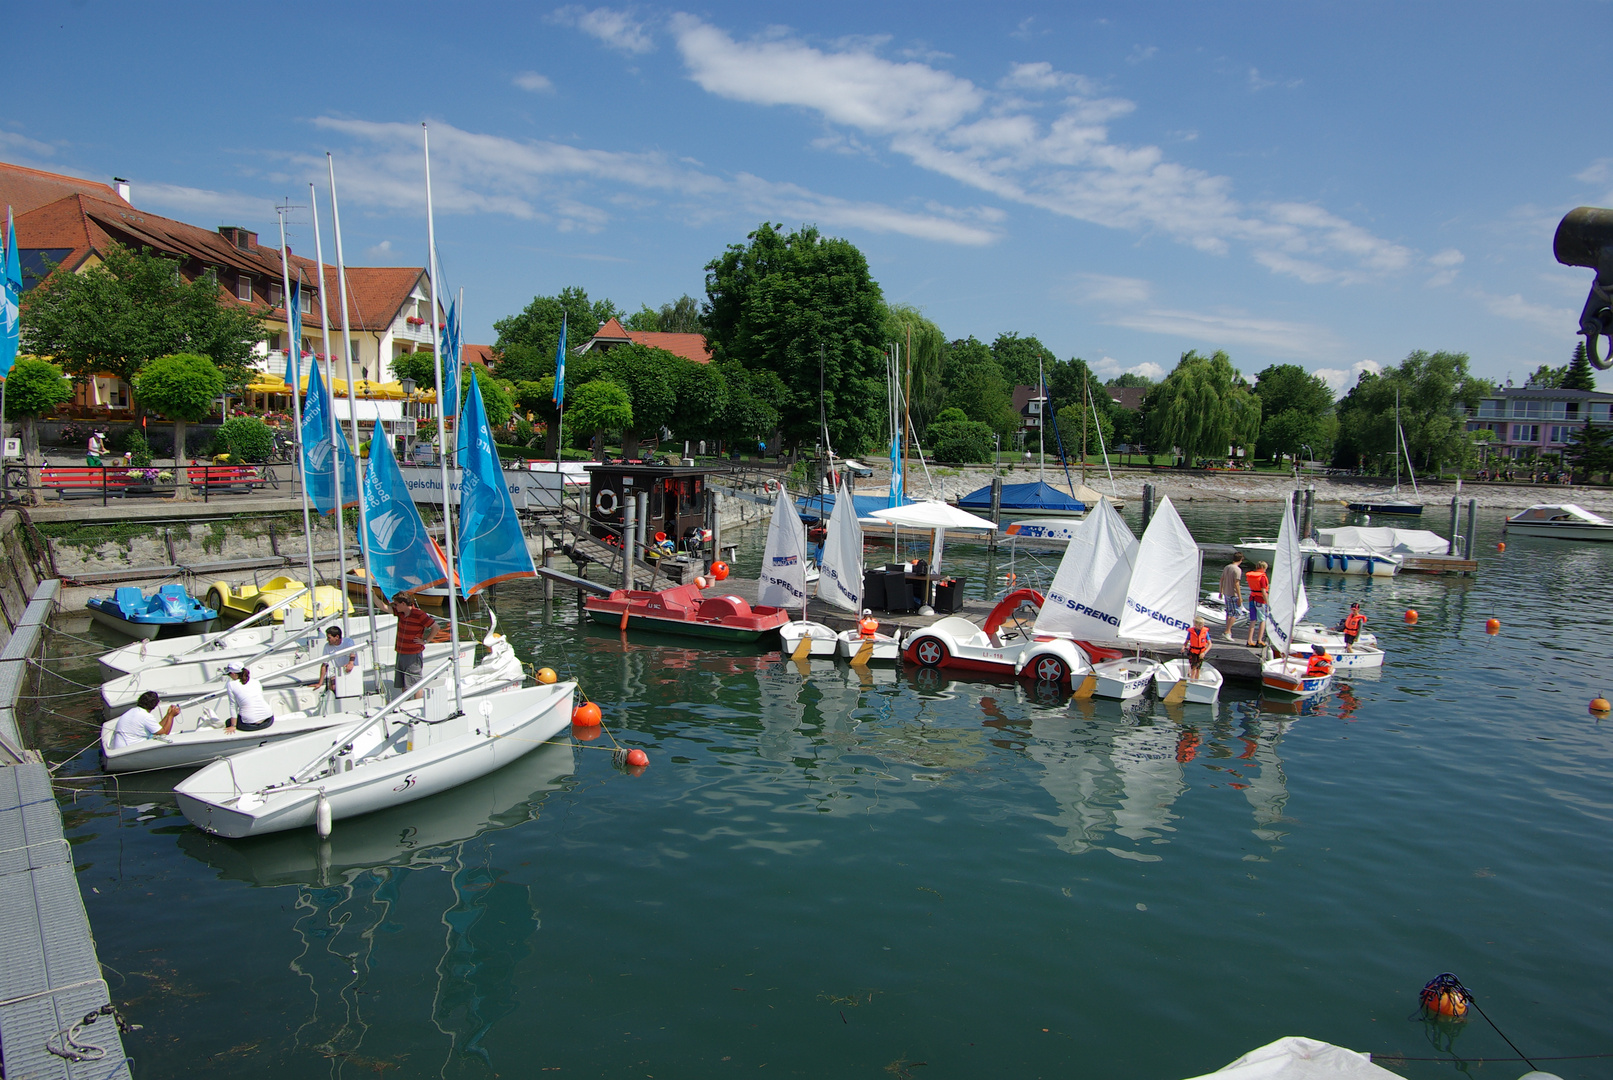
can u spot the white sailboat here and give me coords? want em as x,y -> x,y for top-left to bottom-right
1261,493 -> 1333,698
1111,497 -> 1206,701
764,486 -> 838,659
1016,497 -> 1132,693
1345,390 -> 1422,516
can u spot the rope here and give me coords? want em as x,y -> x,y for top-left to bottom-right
24,659 -> 105,692
47,737 -> 105,774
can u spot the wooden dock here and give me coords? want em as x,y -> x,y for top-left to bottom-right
1398,553 -> 1478,575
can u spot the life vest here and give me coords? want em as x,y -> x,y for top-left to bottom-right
1343,612 -> 1366,634
1305,654 -> 1332,677
1186,626 -> 1210,655
858,616 -> 880,639
1246,571 -> 1269,604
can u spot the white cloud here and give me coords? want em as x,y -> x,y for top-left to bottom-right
1105,306 -> 1332,355
1126,45 -> 1158,65
667,17 -> 1415,286
1127,361 -> 1165,380
1478,289 -> 1577,336
1314,359 -> 1381,394
135,182 -> 277,223
306,117 -> 998,245
0,129 -> 57,159
1067,272 -> 1153,306
551,6 -> 655,54
1092,355 -> 1165,381
366,239 -> 394,260
513,71 -> 554,92
1429,248 -> 1464,267
1574,158 -> 1613,185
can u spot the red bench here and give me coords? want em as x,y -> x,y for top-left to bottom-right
187,464 -> 264,492
39,467 -> 141,498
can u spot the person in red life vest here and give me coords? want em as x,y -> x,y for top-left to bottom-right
1341,602 -> 1367,653
1182,616 -> 1212,678
858,609 -> 880,640
1243,561 -> 1270,649
389,596 -> 445,695
1304,644 -> 1332,678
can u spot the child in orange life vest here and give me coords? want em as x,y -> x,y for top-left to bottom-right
1182,616 -> 1212,678
1244,561 -> 1270,649
1304,644 -> 1332,678
1341,602 -> 1366,653
858,609 -> 880,640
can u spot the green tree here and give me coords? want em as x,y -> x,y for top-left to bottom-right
567,380 -> 632,458
1055,402 -> 1114,459
884,304 -> 946,436
991,332 -> 1057,392
624,294 -> 705,334
703,223 -> 887,453
492,286 -> 621,382
1565,419 -> 1613,483
1563,342 -> 1599,392
4,358 -> 73,484
926,409 -> 995,463
133,352 -> 226,497
21,242 -> 264,410
716,362 -> 786,447
1334,350 -> 1492,475
1045,357 -> 1111,431
672,363 -> 730,447
1526,363 -> 1565,389
390,350 -> 438,390
1146,350 -> 1262,463
468,366 -> 513,429
214,416 -> 274,463
1253,364 -> 1335,460
941,336 -> 1019,435
584,343 -> 681,459
1106,372 -> 1155,389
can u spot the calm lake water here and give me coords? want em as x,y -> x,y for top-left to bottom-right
23,502 -> 1613,1079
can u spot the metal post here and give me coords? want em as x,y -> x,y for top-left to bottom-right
541,534 -> 554,601
1464,498 -> 1477,562
1301,486 -> 1315,539
1447,496 -> 1460,555
636,491 -> 649,552
989,477 -> 1002,552
709,490 -> 722,573
622,495 -> 636,589
1142,483 -> 1155,532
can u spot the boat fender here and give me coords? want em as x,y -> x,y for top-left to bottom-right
1591,696 -> 1611,716
695,575 -> 710,589
626,748 -> 649,767
711,561 -> 730,581
536,666 -> 558,684
315,793 -> 332,838
1497,541 -> 1505,552
572,701 -> 602,727
1418,973 -> 1470,1019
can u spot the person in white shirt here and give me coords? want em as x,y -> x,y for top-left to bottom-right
310,625 -> 359,692
224,662 -> 275,733
109,691 -> 180,749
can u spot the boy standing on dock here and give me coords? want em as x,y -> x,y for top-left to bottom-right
1244,560 -> 1270,650
1218,553 -> 1244,641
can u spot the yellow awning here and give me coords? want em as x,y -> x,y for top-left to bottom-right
245,377 -> 291,393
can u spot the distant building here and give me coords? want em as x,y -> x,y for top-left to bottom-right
1106,385 -> 1148,412
578,317 -> 711,364
1011,384 -> 1047,445
1466,386 -> 1613,460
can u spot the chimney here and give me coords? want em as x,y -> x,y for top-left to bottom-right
113,176 -> 130,203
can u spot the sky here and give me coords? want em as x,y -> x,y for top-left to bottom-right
6,2 -> 1613,393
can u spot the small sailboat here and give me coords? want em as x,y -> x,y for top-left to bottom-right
1346,391 -> 1422,516
764,484 -> 839,659
1019,497 -> 1135,691
87,584 -> 217,640
1108,497 -> 1205,700
1262,493 -> 1334,698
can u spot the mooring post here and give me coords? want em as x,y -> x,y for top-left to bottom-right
541,532 -> 554,601
622,496 -> 637,589
1447,496 -> 1460,555
1142,483 -> 1155,532
1301,486 -> 1315,539
709,490 -> 722,573
636,491 -> 649,552
1464,499 -> 1478,563
989,477 -> 1002,551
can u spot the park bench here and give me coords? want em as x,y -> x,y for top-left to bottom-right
38,467 -> 141,499
187,464 -> 266,493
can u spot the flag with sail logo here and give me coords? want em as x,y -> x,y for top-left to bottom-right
284,275 -> 303,389
301,360 -> 359,515
0,206 -> 20,379
456,373 -> 535,597
440,298 -> 460,418
552,312 -> 566,408
361,424 -> 448,598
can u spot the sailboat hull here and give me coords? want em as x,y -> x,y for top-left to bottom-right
1092,658 -> 1159,700
1345,501 -> 1422,516
1152,658 -> 1222,704
779,620 -> 839,657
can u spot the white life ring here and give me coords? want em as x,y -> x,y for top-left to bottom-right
765,480 -> 779,493
595,488 -> 619,516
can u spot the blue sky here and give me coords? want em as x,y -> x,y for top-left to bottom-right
6,3 -> 1612,391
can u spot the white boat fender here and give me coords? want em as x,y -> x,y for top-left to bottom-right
315,792 -> 332,838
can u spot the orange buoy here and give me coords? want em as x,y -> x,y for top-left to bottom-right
625,748 -> 649,767
1591,696 -> 1611,716
1496,541 -> 1506,552
572,701 -> 602,727
712,561 -> 730,581
1419,974 -> 1471,1019
536,667 -> 558,684
1404,609 -> 1419,623
1485,618 -> 1500,634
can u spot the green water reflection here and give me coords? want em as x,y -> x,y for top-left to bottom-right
26,504 -> 1613,1078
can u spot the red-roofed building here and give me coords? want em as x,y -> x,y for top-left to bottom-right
579,316 -> 711,364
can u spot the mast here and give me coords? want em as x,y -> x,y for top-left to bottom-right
903,321 -> 911,500
1038,355 -> 1046,483
275,206 -> 321,604
1081,379 -> 1090,485
306,184 -> 352,643
1394,390 -> 1401,492
423,123 -> 464,711
326,155 -> 381,656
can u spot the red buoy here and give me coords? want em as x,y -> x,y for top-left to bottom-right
1404,609 -> 1419,623
711,561 -> 730,581
1485,618 -> 1500,634
625,748 -> 649,767
572,701 -> 602,727
1496,541 -> 1506,552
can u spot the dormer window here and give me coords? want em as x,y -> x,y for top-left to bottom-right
269,282 -> 283,307
236,274 -> 252,301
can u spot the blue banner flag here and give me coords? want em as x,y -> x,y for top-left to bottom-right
0,206 -> 20,379
361,423 -> 448,599
456,374 -> 535,597
284,276 -> 303,389
552,312 -> 566,408
301,361 -> 360,515
440,298 -> 460,419
888,426 -> 903,508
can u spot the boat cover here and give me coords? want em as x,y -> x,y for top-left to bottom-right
958,481 -> 1085,515
1182,1036 -> 1401,1079
1317,526 -> 1447,554
1507,503 -> 1611,524
795,492 -> 911,522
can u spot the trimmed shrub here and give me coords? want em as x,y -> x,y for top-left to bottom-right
214,416 -> 275,462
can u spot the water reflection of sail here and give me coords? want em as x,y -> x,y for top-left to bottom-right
1236,722 -> 1292,847
1025,706 -> 1125,856
1107,719 -> 1185,855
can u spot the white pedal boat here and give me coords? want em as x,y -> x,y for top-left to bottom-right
1152,658 -> 1223,704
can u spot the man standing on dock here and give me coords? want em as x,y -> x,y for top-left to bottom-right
1219,553 -> 1244,641
389,596 -> 442,694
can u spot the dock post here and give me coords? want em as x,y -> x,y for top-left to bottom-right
1447,496 -> 1460,555
989,477 -> 1002,551
1141,483 -> 1154,532
636,491 -> 649,552
622,496 -> 637,589
1464,499 -> 1477,564
541,533 -> 554,601
1300,486 -> 1315,538
709,490 -> 722,573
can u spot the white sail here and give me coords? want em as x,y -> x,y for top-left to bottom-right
816,486 -> 863,613
1117,496 -> 1201,645
758,487 -> 810,610
1035,497 -> 1137,639
1266,493 -> 1309,655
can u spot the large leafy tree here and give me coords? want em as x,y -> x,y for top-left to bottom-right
4,358 -> 73,486
884,304 -> 946,438
703,223 -> 887,454
583,343 -> 681,459
1334,350 -> 1492,475
1145,350 -> 1262,462
1565,419 -> 1613,482
991,332 -> 1057,392
1106,372 -> 1155,389
492,286 -> 621,383
672,363 -> 730,447
941,336 -> 1019,436
21,242 -> 264,410
133,352 -> 226,498
567,380 -> 632,458
1253,364 -> 1336,461
390,350 -> 438,389
624,294 -> 705,334
716,362 -> 786,448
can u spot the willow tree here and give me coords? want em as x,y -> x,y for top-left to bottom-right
1146,350 -> 1261,462
884,304 -> 946,439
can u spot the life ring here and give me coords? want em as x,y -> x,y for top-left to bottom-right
595,488 -> 619,516
764,480 -> 779,493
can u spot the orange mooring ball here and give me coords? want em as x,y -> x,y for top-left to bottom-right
1485,618 -> 1501,634
1419,977 -> 1471,1020
1497,541 -> 1506,552
712,561 -> 730,581
626,748 -> 650,767
536,667 -> 558,684
572,701 -> 602,727
1404,609 -> 1419,623
1591,696 -> 1611,716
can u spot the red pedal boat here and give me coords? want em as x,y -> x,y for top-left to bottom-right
584,582 -> 789,642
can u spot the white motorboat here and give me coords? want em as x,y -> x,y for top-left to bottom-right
1199,592 -> 1380,649
1092,657 -> 1159,700
779,620 -> 838,658
175,677 -> 576,838
834,629 -> 901,663
1236,537 -> 1401,577
1504,503 -> 1613,541
1152,658 -> 1222,705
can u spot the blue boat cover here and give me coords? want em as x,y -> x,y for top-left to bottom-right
795,492 -> 912,522
957,481 -> 1085,514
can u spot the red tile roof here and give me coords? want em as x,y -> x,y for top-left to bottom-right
462,343 -> 496,368
584,317 -> 711,364
0,161 -> 125,217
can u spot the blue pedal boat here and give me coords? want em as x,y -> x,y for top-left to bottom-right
87,584 -> 219,640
